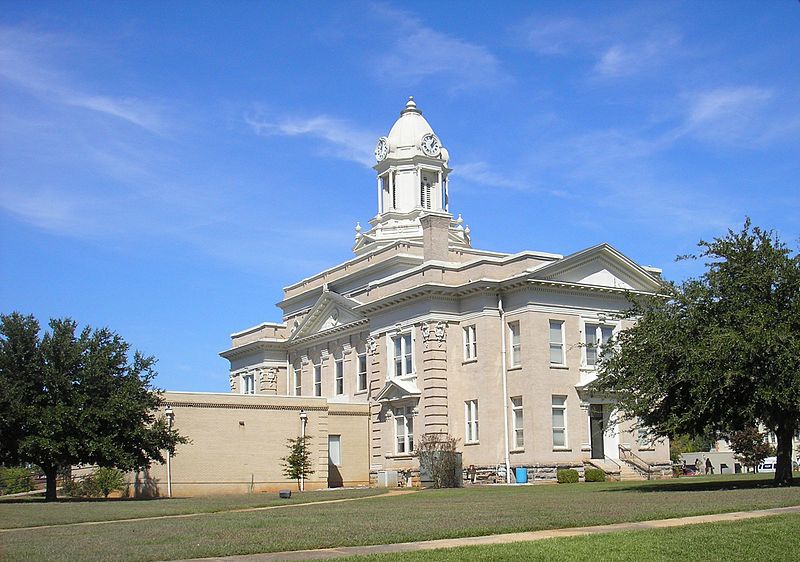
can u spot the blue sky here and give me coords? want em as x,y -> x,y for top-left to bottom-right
2,1 -> 799,391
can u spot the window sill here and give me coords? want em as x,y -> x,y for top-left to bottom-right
464,441 -> 480,446
579,366 -> 598,372
507,365 -> 522,372
549,364 -> 569,370
510,448 -> 525,454
553,447 -> 572,452
385,453 -> 415,460
462,358 -> 478,365
638,447 -> 655,452
354,389 -> 368,396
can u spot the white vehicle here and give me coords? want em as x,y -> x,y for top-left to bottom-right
757,456 -> 777,472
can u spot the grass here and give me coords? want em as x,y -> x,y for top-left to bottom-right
340,513 -> 800,561
0,487 -> 384,529
1,474 -> 799,561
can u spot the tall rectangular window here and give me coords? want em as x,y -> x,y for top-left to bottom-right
395,406 -> 414,453
509,322 -> 521,367
334,359 -> 344,395
241,373 -> 255,395
552,395 -> 567,448
357,353 -> 367,392
465,400 -> 479,443
294,368 -> 301,397
585,324 -> 614,366
549,320 -> 565,366
313,364 -> 322,397
511,396 -> 524,449
463,325 -> 477,360
392,333 -> 413,377
328,435 -> 341,466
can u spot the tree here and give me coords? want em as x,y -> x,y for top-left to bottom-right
417,433 -> 461,488
0,313 -> 187,501
729,428 -> 775,473
281,435 -> 314,490
669,433 -> 715,464
596,220 -> 800,486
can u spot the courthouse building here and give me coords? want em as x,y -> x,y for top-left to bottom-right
148,97 -> 671,495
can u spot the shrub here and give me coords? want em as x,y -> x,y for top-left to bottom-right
0,466 -> 34,495
556,468 -> 579,483
417,433 -> 462,488
584,468 -> 606,482
63,467 -> 126,498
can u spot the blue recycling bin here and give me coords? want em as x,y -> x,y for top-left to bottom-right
515,467 -> 528,484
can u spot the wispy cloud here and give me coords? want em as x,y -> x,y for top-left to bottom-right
370,5 -> 510,92
245,113 -> 378,167
0,26 -> 168,134
454,161 -> 527,191
593,34 -> 681,78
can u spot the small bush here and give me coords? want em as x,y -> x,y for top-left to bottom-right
0,466 -> 34,495
64,467 -> 126,498
556,468 -> 579,483
584,468 -> 606,482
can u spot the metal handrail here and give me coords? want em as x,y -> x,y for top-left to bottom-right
619,444 -> 655,479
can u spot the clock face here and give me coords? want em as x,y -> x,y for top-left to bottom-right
375,137 -> 389,161
421,133 -> 441,157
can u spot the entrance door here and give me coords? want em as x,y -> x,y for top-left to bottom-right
590,404 -> 605,459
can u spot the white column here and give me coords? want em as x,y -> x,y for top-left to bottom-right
377,176 -> 382,215
444,177 -> 449,212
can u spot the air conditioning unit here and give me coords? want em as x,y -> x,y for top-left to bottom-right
377,470 -> 398,488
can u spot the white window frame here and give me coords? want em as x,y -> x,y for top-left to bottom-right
465,400 -> 479,444
241,373 -> 255,395
328,434 -> 342,466
313,364 -> 322,397
511,396 -> 524,449
637,425 -> 655,451
357,352 -> 368,392
293,368 -> 302,397
391,332 -> 414,378
583,322 -> 616,368
334,358 -> 344,396
552,395 -> 568,449
549,320 -> 565,366
394,406 -> 414,454
508,321 -> 521,367
463,325 -> 477,361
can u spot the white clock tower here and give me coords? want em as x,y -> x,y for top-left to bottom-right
353,97 -> 471,255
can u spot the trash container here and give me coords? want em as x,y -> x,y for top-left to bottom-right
515,467 -> 528,484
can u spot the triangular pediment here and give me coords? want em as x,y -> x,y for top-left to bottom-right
289,290 -> 365,342
375,378 -> 421,403
530,244 -> 663,293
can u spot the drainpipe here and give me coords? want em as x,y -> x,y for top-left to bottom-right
498,294 -> 511,484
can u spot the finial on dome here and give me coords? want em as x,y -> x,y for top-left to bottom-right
400,95 -> 422,116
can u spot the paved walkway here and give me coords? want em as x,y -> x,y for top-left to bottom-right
0,490 -> 417,533
174,505 -> 800,562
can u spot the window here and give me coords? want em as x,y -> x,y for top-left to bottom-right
357,352 -> 367,392
241,373 -> 255,395
549,320 -> 565,366
420,175 -> 432,209
585,324 -> 614,367
313,364 -> 322,397
463,325 -> 477,360
508,322 -> 521,367
395,406 -> 414,453
511,397 -> 524,449
328,435 -> 341,466
637,426 -> 654,450
465,400 -> 479,443
293,368 -> 301,397
552,395 -> 567,448
392,333 -> 413,377
334,359 -> 344,395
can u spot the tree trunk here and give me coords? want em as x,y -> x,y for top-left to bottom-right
774,423 -> 795,486
44,465 -> 58,502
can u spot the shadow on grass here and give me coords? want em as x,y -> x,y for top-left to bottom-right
607,476 -> 789,493
0,496 -> 176,504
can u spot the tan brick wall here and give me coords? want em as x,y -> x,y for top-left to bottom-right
130,392 -> 369,496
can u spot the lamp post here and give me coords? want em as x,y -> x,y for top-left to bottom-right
299,409 -> 308,492
164,405 -> 174,498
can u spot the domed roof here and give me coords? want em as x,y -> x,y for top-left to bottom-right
386,97 -> 435,148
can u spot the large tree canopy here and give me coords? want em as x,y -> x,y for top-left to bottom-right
596,220 -> 800,485
0,313 -> 186,501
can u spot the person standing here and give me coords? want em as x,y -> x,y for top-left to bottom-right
705,458 -> 714,475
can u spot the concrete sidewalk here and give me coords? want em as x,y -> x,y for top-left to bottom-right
174,505 -> 800,562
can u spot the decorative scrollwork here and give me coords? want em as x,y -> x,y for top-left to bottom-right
366,336 -> 378,355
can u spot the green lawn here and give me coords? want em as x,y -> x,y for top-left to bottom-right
1,474 -> 799,562
341,513 -> 800,561
0,487 -> 384,529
